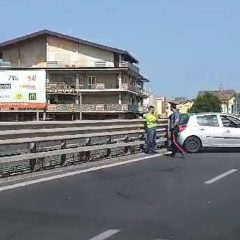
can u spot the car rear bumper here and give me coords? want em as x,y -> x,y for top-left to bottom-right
177,133 -> 187,146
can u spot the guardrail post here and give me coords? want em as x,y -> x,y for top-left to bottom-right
29,142 -> 37,172
60,140 -> 67,166
124,134 -> 130,154
85,137 -> 91,162
106,136 -> 112,157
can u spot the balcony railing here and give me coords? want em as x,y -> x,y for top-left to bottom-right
46,82 -> 77,95
87,83 -> 106,90
47,81 -> 149,97
47,104 -> 80,112
120,61 -> 139,73
46,60 -> 139,72
47,104 -> 139,113
46,61 -> 114,68
122,83 -> 149,97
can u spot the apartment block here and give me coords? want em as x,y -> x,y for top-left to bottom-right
0,30 -> 149,121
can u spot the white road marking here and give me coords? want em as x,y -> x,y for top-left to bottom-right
89,229 -> 120,240
205,169 -> 238,184
0,152 -> 167,192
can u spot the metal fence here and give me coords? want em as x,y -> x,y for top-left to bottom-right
0,119 -> 168,178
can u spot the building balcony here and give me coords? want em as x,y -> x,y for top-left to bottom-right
46,104 -> 139,113
75,83 -> 148,96
46,60 -> 139,73
46,82 -> 77,95
46,82 -> 149,97
120,61 -> 139,74
6,60 -> 140,73
121,83 -> 149,97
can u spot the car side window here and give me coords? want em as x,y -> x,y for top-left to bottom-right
196,115 -> 219,127
221,116 -> 238,128
228,116 -> 240,127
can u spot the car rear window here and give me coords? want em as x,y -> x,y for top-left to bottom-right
179,114 -> 190,125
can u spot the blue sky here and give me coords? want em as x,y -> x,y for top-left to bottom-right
1,0 -> 240,98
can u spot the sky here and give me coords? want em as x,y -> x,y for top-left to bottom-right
1,0 -> 240,99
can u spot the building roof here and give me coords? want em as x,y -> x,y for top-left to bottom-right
0,29 -> 138,63
168,97 -> 191,105
198,90 -> 237,102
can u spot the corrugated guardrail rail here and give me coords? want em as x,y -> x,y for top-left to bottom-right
0,119 -> 168,177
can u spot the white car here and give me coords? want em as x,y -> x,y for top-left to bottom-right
178,113 -> 240,153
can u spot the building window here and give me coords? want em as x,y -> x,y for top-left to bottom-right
196,115 -> 219,127
79,77 -> 84,86
88,76 -> 96,86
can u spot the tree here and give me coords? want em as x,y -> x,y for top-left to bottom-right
189,93 -> 222,113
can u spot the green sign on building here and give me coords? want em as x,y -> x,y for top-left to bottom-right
29,93 -> 36,100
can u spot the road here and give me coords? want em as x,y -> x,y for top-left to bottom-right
0,151 -> 240,240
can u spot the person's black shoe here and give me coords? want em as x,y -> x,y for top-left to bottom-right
146,150 -> 158,155
180,154 -> 185,159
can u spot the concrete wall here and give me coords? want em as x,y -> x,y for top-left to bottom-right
2,47 -> 19,66
95,73 -> 118,88
82,93 -> 118,104
2,35 -> 120,69
47,36 -> 114,67
82,93 -> 136,105
47,36 -> 78,64
2,37 -> 46,67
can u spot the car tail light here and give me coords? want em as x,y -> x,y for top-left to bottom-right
179,125 -> 187,132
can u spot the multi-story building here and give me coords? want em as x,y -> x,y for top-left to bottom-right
0,30 -> 149,121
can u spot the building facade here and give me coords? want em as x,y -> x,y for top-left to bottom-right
168,98 -> 194,114
142,94 -> 168,117
0,30 -> 149,121
198,90 -> 239,115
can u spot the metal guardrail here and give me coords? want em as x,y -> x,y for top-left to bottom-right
0,119 -> 168,177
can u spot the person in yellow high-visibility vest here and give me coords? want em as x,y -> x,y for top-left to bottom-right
144,106 -> 159,154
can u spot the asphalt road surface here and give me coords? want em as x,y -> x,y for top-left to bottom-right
0,151 -> 240,240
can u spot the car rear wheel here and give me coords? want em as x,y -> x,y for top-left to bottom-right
184,136 -> 201,153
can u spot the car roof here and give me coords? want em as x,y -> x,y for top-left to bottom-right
190,112 -> 236,117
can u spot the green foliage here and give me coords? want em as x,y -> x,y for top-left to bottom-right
189,93 -> 222,113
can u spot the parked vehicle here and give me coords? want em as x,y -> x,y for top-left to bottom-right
178,113 -> 240,153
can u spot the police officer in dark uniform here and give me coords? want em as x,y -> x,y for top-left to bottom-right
169,105 -> 186,157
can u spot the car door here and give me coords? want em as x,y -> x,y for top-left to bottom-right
195,114 -> 224,147
221,115 -> 240,147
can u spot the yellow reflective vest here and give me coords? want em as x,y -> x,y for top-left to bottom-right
145,113 -> 158,128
